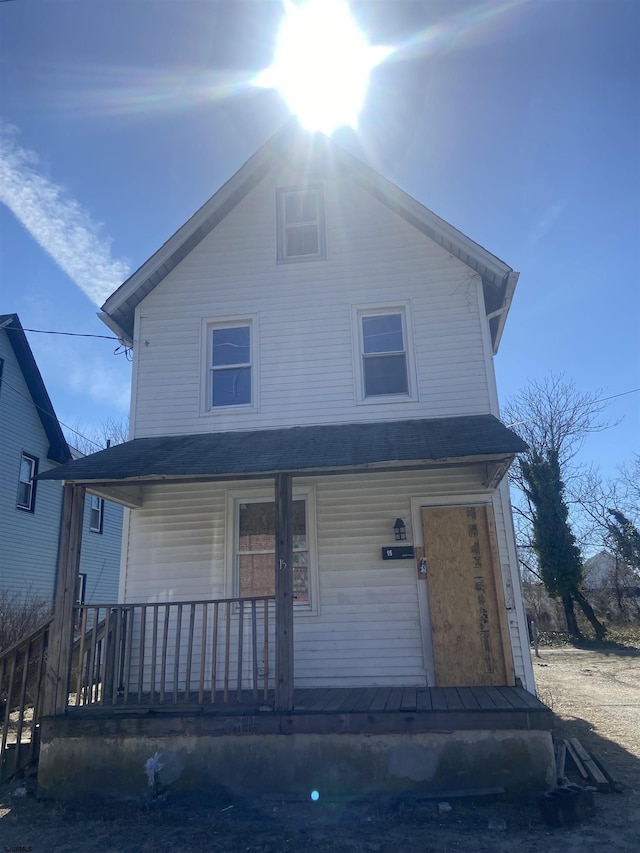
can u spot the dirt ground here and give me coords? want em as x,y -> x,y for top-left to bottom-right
1,645 -> 639,853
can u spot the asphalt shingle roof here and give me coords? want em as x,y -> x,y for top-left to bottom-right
37,415 -> 526,483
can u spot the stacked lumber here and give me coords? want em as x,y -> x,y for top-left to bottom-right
562,738 -> 622,793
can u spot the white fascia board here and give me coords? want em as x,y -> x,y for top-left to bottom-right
491,271 -> 519,354
97,311 -> 132,347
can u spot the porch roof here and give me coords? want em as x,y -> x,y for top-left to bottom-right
37,415 -> 526,488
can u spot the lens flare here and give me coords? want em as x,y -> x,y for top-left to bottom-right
255,0 -> 390,135
310,789 -> 320,801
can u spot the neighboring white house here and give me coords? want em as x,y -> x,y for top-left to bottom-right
40,123 -> 534,694
0,314 -> 122,610
584,550 -> 637,591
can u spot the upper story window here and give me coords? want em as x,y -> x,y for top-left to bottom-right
17,453 -> 38,512
276,185 -> 326,262
361,312 -> 408,396
89,495 -> 104,533
210,322 -> 252,408
353,304 -> 418,404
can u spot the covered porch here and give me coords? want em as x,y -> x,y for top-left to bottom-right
20,415 -> 556,799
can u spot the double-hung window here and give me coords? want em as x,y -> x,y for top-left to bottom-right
209,322 -> 252,408
276,185 -> 326,262
237,499 -> 309,602
361,312 -> 408,396
17,453 -> 38,512
227,486 -> 318,611
353,305 -> 417,403
89,495 -> 104,533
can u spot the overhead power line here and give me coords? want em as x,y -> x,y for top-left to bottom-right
20,327 -> 119,341
506,387 -> 640,429
0,377 -> 105,450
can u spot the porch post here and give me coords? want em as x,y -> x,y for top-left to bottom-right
274,472 -> 294,711
42,483 -> 85,716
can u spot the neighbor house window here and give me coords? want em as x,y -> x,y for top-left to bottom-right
209,322 -> 252,408
76,573 -> 87,606
89,495 -> 104,533
17,453 -> 38,512
276,185 -> 326,262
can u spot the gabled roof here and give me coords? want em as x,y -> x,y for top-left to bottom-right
0,314 -> 72,464
100,121 -> 518,353
37,414 -> 526,487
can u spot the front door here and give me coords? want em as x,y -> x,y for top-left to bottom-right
421,504 -> 514,687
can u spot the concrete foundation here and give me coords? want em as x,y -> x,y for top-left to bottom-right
38,728 -> 556,802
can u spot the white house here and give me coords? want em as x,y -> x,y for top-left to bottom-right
33,124 -> 553,800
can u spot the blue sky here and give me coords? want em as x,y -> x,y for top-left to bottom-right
0,0 -> 638,475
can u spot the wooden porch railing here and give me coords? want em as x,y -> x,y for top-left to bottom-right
0,618 -> 52,783
69,596 -> 275,709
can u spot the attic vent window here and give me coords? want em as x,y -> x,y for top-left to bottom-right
277,185 -> 326,262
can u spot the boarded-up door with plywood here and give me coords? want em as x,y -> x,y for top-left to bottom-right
422,504 -> 514,687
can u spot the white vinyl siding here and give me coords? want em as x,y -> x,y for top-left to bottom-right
122,467 -> 528,689
132,167 -> 490,437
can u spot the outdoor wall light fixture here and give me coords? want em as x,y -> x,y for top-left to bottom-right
393,518 -> 407,541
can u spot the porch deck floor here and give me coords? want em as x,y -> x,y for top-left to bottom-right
56,685 -> 552,736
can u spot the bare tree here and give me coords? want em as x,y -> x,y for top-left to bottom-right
504,375 -> 611,639
64,415 -> 130,456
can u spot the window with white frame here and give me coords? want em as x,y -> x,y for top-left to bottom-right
89,495 -> 104,533
356,308 -> 413,399
76,572 -> 87,606
208,322 -> 253,408
17,453 -> 38,512
276,185 -> 326,262
229,487 -> 317,610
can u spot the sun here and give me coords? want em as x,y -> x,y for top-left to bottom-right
256,0 -> 390,135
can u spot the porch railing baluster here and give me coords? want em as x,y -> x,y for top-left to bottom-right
123,605 -> 134,705
173,604 -> 183,704
111,607 -> 123,705
14,641 -> 31,754
223,601 -> 231,704
75,605 -> 88,705
263,598 -> 269,701
85,608 -> 97,705
198,603 -> 207,705
0,618 -> 51,784
55,595 -> 274,713
184,603 -> 195,705
251,600 -> 258,699
236,599 -> 244,702
137,605 -> 147,705
150,605 -> 159,705
211,602 -> 219,704
160,604 -> 170,704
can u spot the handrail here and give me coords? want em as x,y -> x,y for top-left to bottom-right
69,595 -> 276,710
0,616 -> 53,661
0,619 -> 51,783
